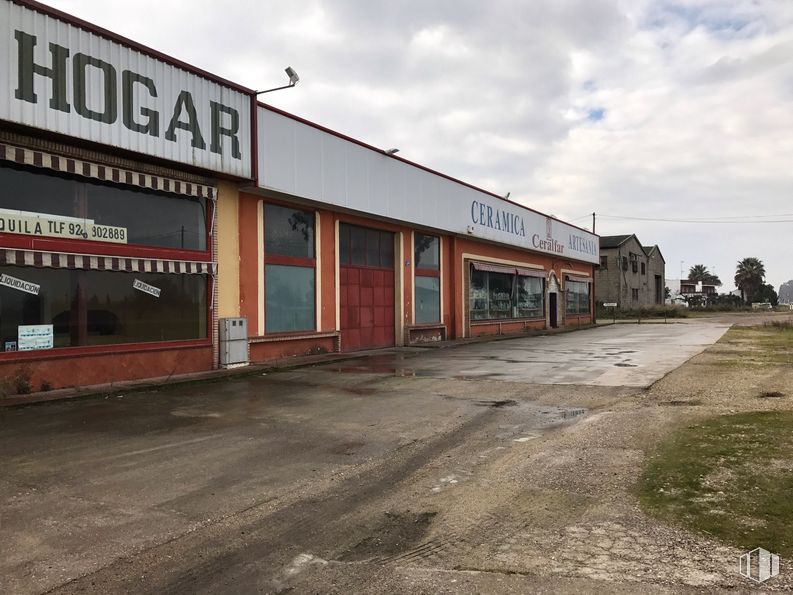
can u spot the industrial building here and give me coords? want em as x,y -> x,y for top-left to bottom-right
0,0 -> 599,390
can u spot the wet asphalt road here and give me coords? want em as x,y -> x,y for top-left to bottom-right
0,321 -> 730,594
320,322 -> 731,387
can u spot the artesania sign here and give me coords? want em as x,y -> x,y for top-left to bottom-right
0,209 -> 127,243
0,1 -> 252,178
1,273 -> 40,295
133,279 -> 161,298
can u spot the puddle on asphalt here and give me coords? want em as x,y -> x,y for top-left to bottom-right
328,365 -> 435,377
561,408 -> 586,419
474,399 -> 517,408
170,408 -> 222,418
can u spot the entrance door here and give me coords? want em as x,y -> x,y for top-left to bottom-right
549,293 -> 558,328
339,223 -> 395,351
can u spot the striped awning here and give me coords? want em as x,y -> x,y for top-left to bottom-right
0,248 -> 215,275
515,267 -> 545,278
472,261 -> 545,277
0,142 -> 216,200
565,274 -> 593,283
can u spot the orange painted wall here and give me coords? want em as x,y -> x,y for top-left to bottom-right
238,191 -> 595,356
239,192 -> 415,357
239,193 -> 261,334
318,208 -> 337,332
0,345 -> 212,392
450,236 -> 595,339
249,337 -> 336,361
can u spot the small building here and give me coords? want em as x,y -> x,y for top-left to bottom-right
595,235 -> 665,308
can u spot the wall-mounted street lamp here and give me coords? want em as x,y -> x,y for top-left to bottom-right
256,67 -> 300,95
384,148 -> 399,155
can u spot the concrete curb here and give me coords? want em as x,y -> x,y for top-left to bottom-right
0,324 -> 597,407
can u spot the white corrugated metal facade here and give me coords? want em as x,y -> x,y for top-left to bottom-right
257,106 -> 599,265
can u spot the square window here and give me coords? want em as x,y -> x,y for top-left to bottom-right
264,204 -> 314,258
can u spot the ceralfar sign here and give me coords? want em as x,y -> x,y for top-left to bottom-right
0,0 -> 252,178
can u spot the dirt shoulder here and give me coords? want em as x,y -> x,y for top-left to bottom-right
273,322 -> 793,593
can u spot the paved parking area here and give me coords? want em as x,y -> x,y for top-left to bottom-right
0,320 -> 734,594
323,322 -> 731,387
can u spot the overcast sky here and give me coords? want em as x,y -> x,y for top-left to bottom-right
47,0 -> 793,291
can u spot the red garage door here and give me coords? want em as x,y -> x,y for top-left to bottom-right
339,223 -> 395,351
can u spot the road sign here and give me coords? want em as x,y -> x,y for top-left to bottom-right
603,302 -> 618,307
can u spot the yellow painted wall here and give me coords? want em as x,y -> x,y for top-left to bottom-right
216,180 -> 240,317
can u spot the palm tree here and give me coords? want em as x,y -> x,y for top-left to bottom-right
734,257 -> 766,303
688,264 -> 722,286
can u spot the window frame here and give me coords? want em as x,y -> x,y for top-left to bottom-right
0,266 -> 211,361
413,233 -> 441,325
262,201 -> 317,336
564,278 -> 591,315
469,263 -> 545,322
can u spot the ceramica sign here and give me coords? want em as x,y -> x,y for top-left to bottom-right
0,0 -> 252,178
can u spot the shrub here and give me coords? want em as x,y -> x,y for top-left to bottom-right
596,306 -> 688,319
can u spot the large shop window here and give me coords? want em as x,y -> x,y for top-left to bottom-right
565,279 -> 591,315
0,162 -> 207,251
263,204 -> 315,333
0,266 -> 207,352
469,264 -> 544,321
414,233 -> 440,324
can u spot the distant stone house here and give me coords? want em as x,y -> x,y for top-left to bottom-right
595,235 -> 666,308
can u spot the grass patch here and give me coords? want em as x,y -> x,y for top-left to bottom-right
640,411 -> 793,556
710,325 -> 793,366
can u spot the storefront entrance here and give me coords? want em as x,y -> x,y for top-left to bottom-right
339,223 -> 395,351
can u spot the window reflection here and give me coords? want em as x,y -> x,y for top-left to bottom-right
0,163 -> 206,251
469,265 -> 545,321
264,204 -> 314,258
415,276 -> 440,324
414,234 -> 439,270
0,266 -> 207,351
265,265 -> 315,333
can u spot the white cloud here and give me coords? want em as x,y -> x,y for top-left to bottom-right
42,0 -> 793,288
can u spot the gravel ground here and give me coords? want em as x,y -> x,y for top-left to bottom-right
6,313 -> 792,594
272,313 -> 793,593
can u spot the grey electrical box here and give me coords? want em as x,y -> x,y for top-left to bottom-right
219,317 -> 248,367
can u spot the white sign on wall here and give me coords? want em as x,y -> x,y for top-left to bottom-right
0,273 -> 40,295
258,107 -> 600,264
0,209 -> 127,243
18,324 -> 53,351
133,279 -> 161,298
0,1 -> 252,178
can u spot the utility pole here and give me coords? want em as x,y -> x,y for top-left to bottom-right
592,212 -> 596,233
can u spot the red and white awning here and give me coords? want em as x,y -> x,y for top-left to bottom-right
0,142 -> 216,201
0,248 -> 215,275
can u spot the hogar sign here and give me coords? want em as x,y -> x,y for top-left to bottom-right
0,1 -> 252,178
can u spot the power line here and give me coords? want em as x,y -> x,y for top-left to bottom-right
597,214 -> 793,224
